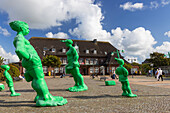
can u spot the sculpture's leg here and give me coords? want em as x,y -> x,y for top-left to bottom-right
125,81 -> 137,97
6,80 -> 21,96
67,67 -> 88,92
9,87 -> 21,96
30,68 -> 67,106
121,82 -> 128,96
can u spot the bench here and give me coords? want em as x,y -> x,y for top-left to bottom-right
100,77 -> 109,81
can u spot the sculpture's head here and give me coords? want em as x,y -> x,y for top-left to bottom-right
61,39 -> 73,47
115,58 -> 124,65
1,65 -> 10,71
9,21 -> 29,36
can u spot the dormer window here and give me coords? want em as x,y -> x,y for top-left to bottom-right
52,48 -> 55,52
86,50 -> 89,54
62,48 -> 66,53
105,52 -> 107,55
93,50 -> 97,54
74,43 -> 79,53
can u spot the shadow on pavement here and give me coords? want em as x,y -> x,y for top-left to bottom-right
0,100 -> 35,107
67,94 -> 122,99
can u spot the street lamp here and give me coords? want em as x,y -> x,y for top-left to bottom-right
150,63 -> 154,77
164,52 -> 170,58
3,59 -> 10,64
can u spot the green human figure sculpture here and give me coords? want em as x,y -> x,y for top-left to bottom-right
115,58 -> 137,97
9,21 -> 67,106
1,65 -> 21,96
61,39 -> 88,92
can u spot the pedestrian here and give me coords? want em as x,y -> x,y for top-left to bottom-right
157,68 -> 163,81
155,69 -> 158,79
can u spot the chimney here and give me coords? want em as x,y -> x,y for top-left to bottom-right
93,39 -> 97,45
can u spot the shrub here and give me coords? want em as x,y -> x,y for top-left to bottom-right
0,64 -> 20,81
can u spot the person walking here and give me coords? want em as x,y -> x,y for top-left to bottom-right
157,68 -> 163,81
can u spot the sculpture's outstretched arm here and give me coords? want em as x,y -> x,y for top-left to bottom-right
15,35 -> 30,60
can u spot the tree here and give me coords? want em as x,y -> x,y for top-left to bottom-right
42,55 -> 61,68
149,52 -> 170,67
141,63 -> 151,75
124,63 -> 132,70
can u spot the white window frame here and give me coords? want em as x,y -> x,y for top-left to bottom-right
95,67 -> 99,73
63,58 -> 67,64
90,67 -> 94,73
90,59 -> 93,65
43,66 -> 48,73
85,58 -> 90,65
52,48 -> 56,52
86,50 -> 89,54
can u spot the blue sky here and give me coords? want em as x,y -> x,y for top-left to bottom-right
0,0 -> 170,63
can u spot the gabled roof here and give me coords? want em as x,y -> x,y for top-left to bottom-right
29,37 -> 126,65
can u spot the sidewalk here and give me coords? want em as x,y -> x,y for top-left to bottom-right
0,76 -> 168,113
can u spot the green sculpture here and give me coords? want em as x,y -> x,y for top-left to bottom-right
61,39 -> 88,92
115,54 -> 137,97
9,21 -> 67,106
1,65 -> 21,96
0,83 -> 5,91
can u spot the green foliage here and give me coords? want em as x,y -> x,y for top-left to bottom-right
150,52 -> 170,67
124,63 -> 132,70
0,64 -> 20,81
42,55 -> 61,68
141,63 -> 151,75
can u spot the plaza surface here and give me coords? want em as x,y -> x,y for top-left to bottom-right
0,76 -> 169,113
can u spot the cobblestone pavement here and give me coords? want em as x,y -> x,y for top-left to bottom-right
0,76 -> 169,113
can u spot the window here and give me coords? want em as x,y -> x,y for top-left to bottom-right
74,43 -> 79,53
79,58 -> 84,64
94,59 -> 98,64
85,58 -> 90,64
43,66 -> 48,73
105,52 -> 107,55
93,50 -> 97,54
60,58 -> 62,64
95,67 -> 99,73
43,47 -> 48,51
86,50 -> 89,54
111,67 -> 115,73
60,67 -> 64,73
90,59 -> 93,65
52,48 -> 55,52
62,48 -> 66,53
63,58 -> 67,64
90,67 -> 94,73
54,67 -> 59,73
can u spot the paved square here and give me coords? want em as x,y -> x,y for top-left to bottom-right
0,76 -> 169,113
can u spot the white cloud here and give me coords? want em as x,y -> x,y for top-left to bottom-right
150,1 -> 159,9
161,0 -> 170,6
120,2 -> 144,11
0,26 -> 10,36
45,32 -> 69,39
0,45 -> 19,63
110,27 -> 157,63
154,42 -> 170,54
164,31 -> 170,37
0,0 -> 166,63
0,0 -> 103,30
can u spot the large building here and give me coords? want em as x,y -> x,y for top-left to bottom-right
29,37 -> 126,75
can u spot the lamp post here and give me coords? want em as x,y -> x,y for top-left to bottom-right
164,52 -> 170,58
3,59 -> 10,64
150,63 -> 154,77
